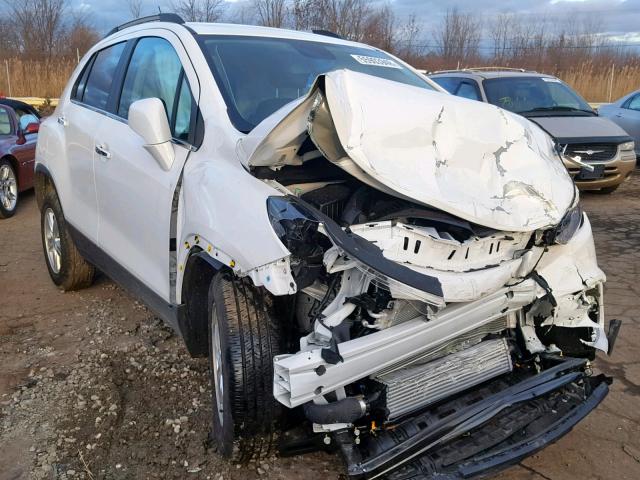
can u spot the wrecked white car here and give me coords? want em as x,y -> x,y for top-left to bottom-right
35,15 -> 618,479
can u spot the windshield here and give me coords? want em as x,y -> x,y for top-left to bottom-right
199,35 -> 434,132
483,76 -> 593,115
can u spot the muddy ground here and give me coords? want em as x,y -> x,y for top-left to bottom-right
1,175 -> 640,480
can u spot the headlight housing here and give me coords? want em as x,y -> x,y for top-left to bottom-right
620,140 -> 635,152
543,204 -> 584,245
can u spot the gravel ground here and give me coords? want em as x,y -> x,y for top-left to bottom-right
1,174 -> 640,480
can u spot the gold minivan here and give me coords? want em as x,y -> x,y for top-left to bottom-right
429,68 -> 636,193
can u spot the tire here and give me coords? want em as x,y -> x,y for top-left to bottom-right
597,185 -> 620,194
40,189 -> 95,291
208,272 -> 283,462
0,159 -> 18,219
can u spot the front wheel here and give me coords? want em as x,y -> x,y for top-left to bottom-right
207,273 -> 283,462
0,159 -> 18,218
40,190 -> 95,290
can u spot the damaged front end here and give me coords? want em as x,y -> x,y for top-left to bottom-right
240,70 -> 616,478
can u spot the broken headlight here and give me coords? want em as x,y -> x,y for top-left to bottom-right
543,204 -> 584,245
267,196 -> 327,289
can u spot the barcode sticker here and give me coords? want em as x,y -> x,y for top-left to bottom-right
351,54 -> 402,69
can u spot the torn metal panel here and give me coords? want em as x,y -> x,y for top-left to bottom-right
245,257 -> 297,296
240,70 -> 575,232
536,214 -> 606,298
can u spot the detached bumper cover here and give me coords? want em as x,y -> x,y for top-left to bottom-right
344,357 -> 610,479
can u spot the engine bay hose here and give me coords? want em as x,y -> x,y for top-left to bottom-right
303,397 -> 368,424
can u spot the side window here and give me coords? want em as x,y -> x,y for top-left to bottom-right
456,81 -> 481,101
117,38 -> 183,121
431,77 -> 462,94
82,42 -> 126,110
172,75 -> 193,141
72,60 -> 93,102
626,94 -> 640,111
0,107 -> 11,135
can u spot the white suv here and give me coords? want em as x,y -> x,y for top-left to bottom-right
35,14 -> 616,478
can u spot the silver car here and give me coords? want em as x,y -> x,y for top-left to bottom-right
598,90 -> 640,158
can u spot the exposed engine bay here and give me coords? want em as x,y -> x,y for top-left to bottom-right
236,70 -> 617,477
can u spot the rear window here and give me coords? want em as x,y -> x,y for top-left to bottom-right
199,35 -> 434,132
81,42 -> 127,111
0,107 -> 11,135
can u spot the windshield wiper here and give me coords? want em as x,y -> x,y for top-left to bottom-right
521,106 -> 596,115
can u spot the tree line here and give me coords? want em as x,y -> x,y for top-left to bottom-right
0,0 -> 638,91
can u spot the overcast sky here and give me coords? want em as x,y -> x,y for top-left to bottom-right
59,0 -> 640,47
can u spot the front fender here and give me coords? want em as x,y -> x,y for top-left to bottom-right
175,153 -> 291,303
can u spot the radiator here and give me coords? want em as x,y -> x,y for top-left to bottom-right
374,338 -> 513,420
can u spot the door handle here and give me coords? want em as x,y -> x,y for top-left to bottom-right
95,144 -> 112,159
615,113 -> 623,117
57,116 -> 68,126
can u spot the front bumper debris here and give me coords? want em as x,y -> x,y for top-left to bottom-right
340,356 -> 610,479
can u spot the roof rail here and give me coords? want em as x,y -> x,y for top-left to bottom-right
311,29 -> 343,39
105,13 -> 185,38
465,67 -> 529,72
429,67 -> 534,75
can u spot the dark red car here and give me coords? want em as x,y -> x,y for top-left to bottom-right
0,98 -> 40,218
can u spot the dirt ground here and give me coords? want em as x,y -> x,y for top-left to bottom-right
1,175 -> 639,480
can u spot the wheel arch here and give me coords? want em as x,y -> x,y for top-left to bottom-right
34,163 -> 58,211
178,247 -> 228,357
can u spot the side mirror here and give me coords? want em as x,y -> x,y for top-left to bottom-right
128,98 -> 175,171
25,122 -> 39,134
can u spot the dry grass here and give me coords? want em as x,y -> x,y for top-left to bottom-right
0,58 -> 79,99
1,57 -> 638,103
557,64 -> 640,103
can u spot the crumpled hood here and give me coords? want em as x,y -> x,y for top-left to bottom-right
238,70 -> 575,232
527,115 -> 632,143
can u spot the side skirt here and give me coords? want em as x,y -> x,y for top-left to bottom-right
67,223 -> 186,339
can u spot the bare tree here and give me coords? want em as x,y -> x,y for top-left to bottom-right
0,18 -> 21,59
252,0 -> 287,28
62,13 -> 100,60
127,0 -> 144,19
395,14 -> 421,61
171,0 -> 226,22
5,0 -> 67,60
433,7 -> 481,64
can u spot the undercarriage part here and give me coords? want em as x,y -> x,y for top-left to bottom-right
607,319 -> 622,355
346,357 -> 610,479
303,397 -> 368,424
374,339 -> 513,421
273,281 -> 537,407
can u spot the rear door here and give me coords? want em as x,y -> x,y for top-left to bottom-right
93,33 -> 200,302
58,42 -> 127,241
616,94 -> 640,148
9,110 -> 39,190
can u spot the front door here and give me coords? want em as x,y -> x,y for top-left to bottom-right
93,35 -> 199,301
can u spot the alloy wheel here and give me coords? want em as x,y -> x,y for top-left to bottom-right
211,310 -> 225,427
0,164 -> 17,212
43,208 -> 62,274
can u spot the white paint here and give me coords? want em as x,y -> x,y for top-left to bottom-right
242,70 -> 576,232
